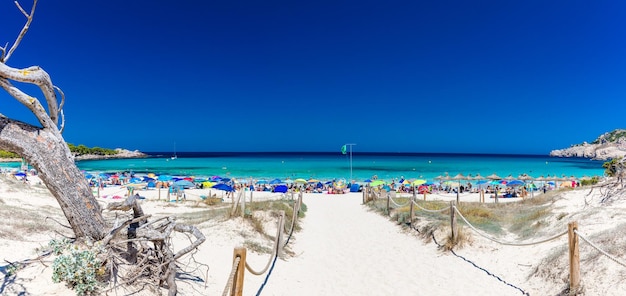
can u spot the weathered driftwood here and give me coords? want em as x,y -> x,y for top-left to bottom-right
1,2 -> 207,294
105,196 -> 206,294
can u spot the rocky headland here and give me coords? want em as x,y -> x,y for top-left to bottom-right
550,129 -> 626,160
73,148 -> 148,161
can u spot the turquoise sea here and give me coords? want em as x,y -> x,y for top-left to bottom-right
68,152 -> 605,182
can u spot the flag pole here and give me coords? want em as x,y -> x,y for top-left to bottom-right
344,143 -> 356,181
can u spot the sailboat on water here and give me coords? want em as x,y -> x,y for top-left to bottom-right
171,142 -> 177,160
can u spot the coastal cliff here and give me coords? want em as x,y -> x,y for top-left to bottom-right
550,129 -> 626,160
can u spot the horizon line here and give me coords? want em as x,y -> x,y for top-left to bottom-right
140,151 -> 555,157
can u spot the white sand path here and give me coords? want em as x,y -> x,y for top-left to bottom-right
241,193 -> 524,296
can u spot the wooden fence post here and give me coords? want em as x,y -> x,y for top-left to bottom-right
240,190 -> 246,217
386,191 -> 390,216
362,187 -> 366,204
568,221 -> 580,294
278,211 -> 285,258
450,201 -> 456,242
231,247 -> 246,296
409,195 -> 414,227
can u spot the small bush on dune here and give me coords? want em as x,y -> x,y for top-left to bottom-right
441,226 -> 471,251
49,238 -> 102,295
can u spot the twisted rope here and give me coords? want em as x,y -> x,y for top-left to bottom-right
411,199 -> 449,213
255,211 -> 286,295
574,229 -> 626,268
222,256 -> 241,296
284,194 -> 302,247
387,194 -> 411,208
453,206 -> 568,246
245,215 -> 282,276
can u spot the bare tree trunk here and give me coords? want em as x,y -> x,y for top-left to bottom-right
0,116 -> 107,240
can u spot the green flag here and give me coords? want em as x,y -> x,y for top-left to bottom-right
341,145 -> 347,155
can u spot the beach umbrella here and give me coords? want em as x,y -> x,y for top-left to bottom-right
369,180 -> 385,187
172,180 -> 194,189
308,179 -> 320,183
273,185 -> 288,193
412,179 -> 427,186
473,173 -> 485,181
213,183 -> 234,192
418,185 -> 430,194
202,181 -> 215,188
256,179 -> 268,185
294,178 -> 308,184
442,173 -> 451,182
507,180 -> 525,187
486,173 -> 501,180
269,178 -> 283,185
363,179 -> 372,183
158,175 -> 173,181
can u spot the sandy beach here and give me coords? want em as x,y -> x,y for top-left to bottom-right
1,174 -> 626,295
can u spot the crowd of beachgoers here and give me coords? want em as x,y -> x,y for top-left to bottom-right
3,165 -> 590,203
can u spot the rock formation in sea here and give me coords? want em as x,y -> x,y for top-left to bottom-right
550,129 -> 626,160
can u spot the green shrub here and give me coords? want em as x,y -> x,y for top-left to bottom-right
50,239 -> 101,295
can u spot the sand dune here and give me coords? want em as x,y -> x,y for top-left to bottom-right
1,175 -> 626,295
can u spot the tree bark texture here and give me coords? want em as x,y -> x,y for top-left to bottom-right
0,116 -> 107,240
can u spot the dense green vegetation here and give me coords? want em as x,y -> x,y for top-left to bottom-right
592,129 -> 626,144
603,157 -> 623,177
67,144 -> 119,156
0,144 -> 119,159
0,150 -> 20,158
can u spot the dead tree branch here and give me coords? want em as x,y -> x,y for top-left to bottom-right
0,64 -> 60,128
2,0 -> 38,63
104,197 -> 206,295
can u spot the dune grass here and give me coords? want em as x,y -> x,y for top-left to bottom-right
172,198 -> 307,255
367,190 -> 569,250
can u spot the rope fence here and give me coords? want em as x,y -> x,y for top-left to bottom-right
391,196 -> 626,294
222,255 -> 241,296
223,191 -> 303,296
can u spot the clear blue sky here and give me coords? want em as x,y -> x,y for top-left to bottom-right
2,0 -> 625,154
